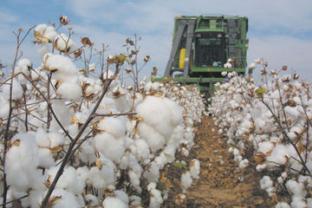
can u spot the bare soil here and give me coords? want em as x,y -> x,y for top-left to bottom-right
162,116 -> 274,208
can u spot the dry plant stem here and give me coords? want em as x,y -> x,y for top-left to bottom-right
2,27 -> 33,207
261,99 -> 312,176
40,64 -> 120,208
47,72 -> 52,130
0,194 -> 28,207
23,88 -> 29,131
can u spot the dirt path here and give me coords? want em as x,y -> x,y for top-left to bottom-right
163,116 -> 274,208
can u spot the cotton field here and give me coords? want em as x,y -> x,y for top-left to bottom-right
0,18 -> 205,208
209,61 -> 312,207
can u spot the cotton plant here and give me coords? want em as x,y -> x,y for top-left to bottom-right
209,60 -> 312,207
0,17 -> 205,208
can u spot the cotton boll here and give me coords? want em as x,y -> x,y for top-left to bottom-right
97,117 -> 127,138
136,96 -> 182,138
2,79 -> 24,100
148,183 -> 163,208
260,176 -> 275,196
290,197 -> 307,208
48,166 -> 85,194
258,141 -> 274,154
129,170 -> 141,193
85,194 -> 99,206
34,24 -> 57,43
50,189 -> 82,208
133,139 -> 150,162
275,202 -> 290,208
54,33 -> 75,52
15,58 -> 32,76
93,132 -> 125,163
35,128 -> 50,148
0,94 -> 9,118
78,140 -> 96,164
48,132 -> 64,148
6,133 -> 44,192
43,53 -> 77,80
56,81 -> 82,100
266,144 -> 289,168
286,180 -> 306,198
37,148 -> 55,168
137,122 -> 166,152
102,197 -> 128,208
190,159 -> 200,179
239,159 -> 249,169
115,190 -> 129,204
181,171 -> 193,193
144,162 -> 160,183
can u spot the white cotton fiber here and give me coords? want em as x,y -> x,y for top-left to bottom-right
56,81 -> 82,100
181,171 -> 193,192
6,133 -> 43,192
97,117 -> 127,138
50,189 -> 82,208
137,122 -> 166,152
43,53 -> 77,80
93,132 -> 125,163
133,139 -> 150,162
275,202 -> 290,208
2,79 -> 24,100
190,159 -> 200,179
102,197 -> 128,208
136,96 -> 183,138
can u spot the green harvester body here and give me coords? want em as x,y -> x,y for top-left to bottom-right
155,15 -> 248,96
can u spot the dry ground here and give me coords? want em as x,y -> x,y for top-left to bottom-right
162,116 -> 274,208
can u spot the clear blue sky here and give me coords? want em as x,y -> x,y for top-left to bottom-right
1,0 -> 312,80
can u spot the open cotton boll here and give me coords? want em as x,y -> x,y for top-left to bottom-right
260,176 -> 275,196
137,122 -> 166,152
48,132 -> 64,148
6,133 -> 44,192
34,24 -> 57,43
148,183 -> 163,208
275,202 -> 290,208
239,159 -> 249,169
133,139 -> 150,162
266,144 -> 289,168
43,53 -> 77,80
77,140 -> 96,164
102,196 -> 128,208
290,197 -> 307,208
53,33 -> 75,52
49,189 -> 82,208
48,166 -> 85,194
128,170 -> 141,192
35,128 -> 50,148
0,94 -> 10,118
56,81 -> 82,100
115,190 -> 129,205
85,194 -> 99,206
144,162 -> 160,183
286,180 -> 306,198
136,96 -> 183,138
97,117 -> 127,138
15,58 -> 32,76
190,159 -> 200,179
258,141 -> 274,154
2,79 -> 24,100
181,171 -> 193,193
37,148 -> 55,168
94,132 -> 125,163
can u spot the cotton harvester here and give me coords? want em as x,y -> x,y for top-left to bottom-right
157,15 -> 248,96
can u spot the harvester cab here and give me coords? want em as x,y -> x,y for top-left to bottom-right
161,15 -> 248,96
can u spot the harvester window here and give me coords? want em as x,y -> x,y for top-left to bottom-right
194,33 -> 226,67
